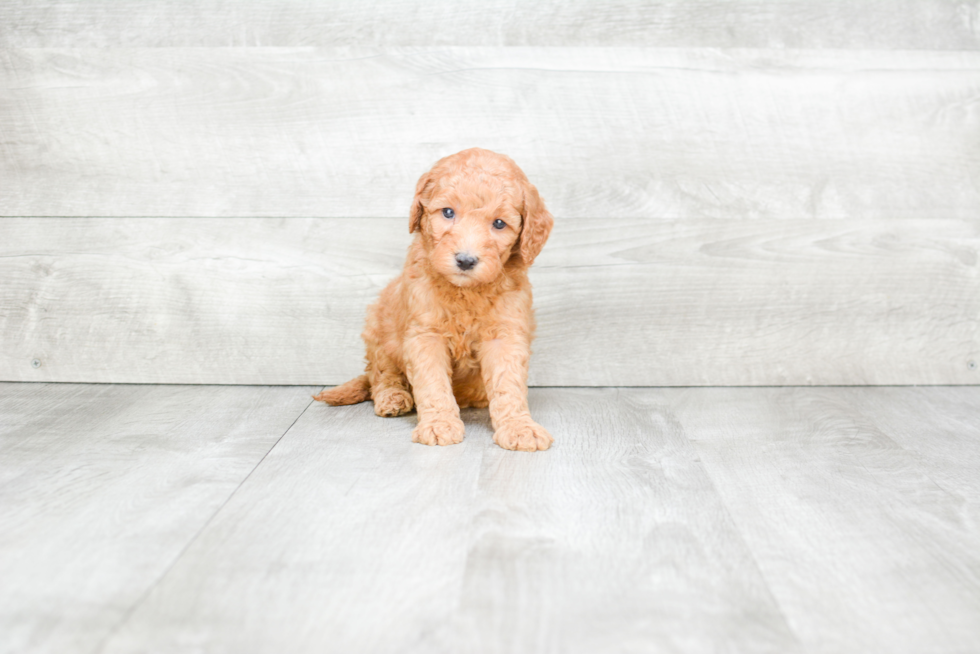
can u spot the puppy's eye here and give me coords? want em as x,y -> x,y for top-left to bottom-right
442,208 -> 455,219
492,219 -> 507,230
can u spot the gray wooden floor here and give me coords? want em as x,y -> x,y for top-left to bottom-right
2,383 -> 979,654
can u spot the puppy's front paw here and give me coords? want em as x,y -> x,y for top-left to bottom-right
494,419 -> 553,452
412,417 -> 465,446
373,388 -> 414,417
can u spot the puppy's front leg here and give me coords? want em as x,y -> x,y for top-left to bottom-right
479,338 -> 553,452
405,333 -> 465,446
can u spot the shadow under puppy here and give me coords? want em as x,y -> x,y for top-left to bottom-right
315,148 -> 554,451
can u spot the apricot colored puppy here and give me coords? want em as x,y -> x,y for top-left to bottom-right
315,148 -> 554,451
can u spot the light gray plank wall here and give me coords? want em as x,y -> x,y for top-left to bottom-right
1,48 -> 978,219
99,389 -> 803,654
3,8 -> 978,386
2,1 -> 978,49
0,382 -> 316,654
2,217 -> 976,386
674,387 -> 980,653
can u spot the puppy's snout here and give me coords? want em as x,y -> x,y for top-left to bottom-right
455,252 -> 479,271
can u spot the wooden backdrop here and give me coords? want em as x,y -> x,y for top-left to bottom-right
1,1 -> 978,386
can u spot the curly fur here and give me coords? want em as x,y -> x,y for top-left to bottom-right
315,148 -> 554,451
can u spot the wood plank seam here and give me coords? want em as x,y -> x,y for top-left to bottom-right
89,393 -> 319,654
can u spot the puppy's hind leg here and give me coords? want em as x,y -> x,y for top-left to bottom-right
370,353 -> 415,417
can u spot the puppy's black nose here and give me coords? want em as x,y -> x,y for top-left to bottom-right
455,253 -> 479,271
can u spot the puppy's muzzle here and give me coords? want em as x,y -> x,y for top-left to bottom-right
455,252 -> 479,271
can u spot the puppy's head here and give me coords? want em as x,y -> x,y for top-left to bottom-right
410,148 -> 553,287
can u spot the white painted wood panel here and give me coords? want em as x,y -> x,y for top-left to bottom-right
674,386 -> 980,654
2,48 -> 978,219
2,1 -> 978,49
99,389 -> 802,654
1,217 -> 976,386
0,382 -> 316,654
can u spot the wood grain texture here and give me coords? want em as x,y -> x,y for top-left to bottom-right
0,382 -> 316,654
441,388 -> 801,654
849,386 -> 980,526
1,217 -> 976,386
100,397 -> 489,654
2,1 -> 978,49
2,47 -> 978,219
674,386 -> 980,654
99,389 -> 802,654
7,385 -> 965,652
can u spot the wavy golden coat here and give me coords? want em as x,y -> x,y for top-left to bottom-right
315,148 -> 554,451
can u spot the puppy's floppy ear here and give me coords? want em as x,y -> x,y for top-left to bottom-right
409,171 -> 434,233
518,180 -> 554,266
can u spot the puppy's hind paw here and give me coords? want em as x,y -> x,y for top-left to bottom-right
412,417 -> 465,446
494,420 -> 553,452
373,388 -> 414,417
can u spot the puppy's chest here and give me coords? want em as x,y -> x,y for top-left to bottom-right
445,310 -> 493,363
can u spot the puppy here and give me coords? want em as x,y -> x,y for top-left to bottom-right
314,148 -> 554,451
